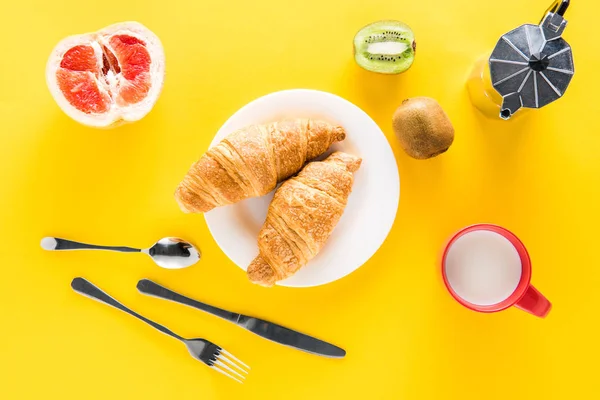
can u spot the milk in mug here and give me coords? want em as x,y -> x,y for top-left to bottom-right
444,230 -> 522,306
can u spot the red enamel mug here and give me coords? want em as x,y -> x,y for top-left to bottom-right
441,224 -> 551,318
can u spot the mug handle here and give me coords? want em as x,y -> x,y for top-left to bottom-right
515,285 -> 552,318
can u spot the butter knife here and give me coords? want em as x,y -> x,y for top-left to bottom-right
136,279 -> 346,358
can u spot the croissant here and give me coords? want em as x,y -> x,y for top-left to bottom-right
175,119 -> 346,213
247,151 -> 362,286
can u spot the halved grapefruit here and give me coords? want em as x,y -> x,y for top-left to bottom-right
46,22 -> 165,128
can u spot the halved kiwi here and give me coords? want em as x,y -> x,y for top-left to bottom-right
353,20 -> 416,74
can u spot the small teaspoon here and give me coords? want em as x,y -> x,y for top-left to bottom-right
41,237 -> 200,269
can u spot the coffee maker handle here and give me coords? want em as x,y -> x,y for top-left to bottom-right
541,0 -> 570,23
515,285 -> 552,318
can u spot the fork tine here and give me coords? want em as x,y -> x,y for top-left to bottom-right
220,348 -> 250,370
217,353 -> 249,374
213,360 -> 245,379
211,364 -> 243,384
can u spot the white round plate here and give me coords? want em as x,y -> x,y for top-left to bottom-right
205,89 -> 400,287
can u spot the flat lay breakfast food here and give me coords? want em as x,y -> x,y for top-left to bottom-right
35,0 -> 575,387
353,20 -> 416,74
203,89 -> 399,288
393,97 -> 455,160
46,22 -> 165,127
175,119 -> 345,213
247,152 -> 361,286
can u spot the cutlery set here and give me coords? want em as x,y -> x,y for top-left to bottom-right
46,237 -> 345,383
72,278 -> 249,383
137,279 -> 346,358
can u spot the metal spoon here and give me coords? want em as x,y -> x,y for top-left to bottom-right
41,237 -> 200,269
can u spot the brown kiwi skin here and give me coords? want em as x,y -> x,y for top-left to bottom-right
392,97 -> 454,160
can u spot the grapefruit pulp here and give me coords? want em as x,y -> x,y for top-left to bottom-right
46,22 -> 165,127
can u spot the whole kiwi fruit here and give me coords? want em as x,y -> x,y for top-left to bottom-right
392,97 -> 454,159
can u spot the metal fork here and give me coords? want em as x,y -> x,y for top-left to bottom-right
71,277 -> 249,383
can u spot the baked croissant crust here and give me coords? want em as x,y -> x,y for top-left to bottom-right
175,119 -> 346,213
247,152 -> 362,286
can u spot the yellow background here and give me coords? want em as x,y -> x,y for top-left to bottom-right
1,0 -> 598,398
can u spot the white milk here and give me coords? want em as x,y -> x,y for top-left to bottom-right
445,230 -> 522,306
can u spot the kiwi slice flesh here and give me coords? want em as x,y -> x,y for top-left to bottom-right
354,20 -> 416,74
